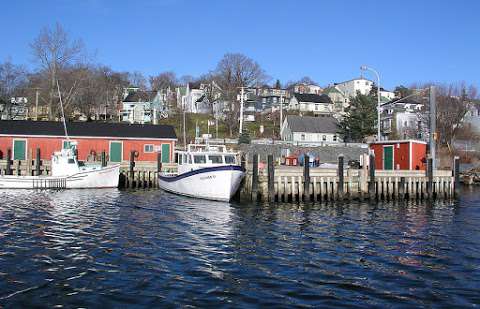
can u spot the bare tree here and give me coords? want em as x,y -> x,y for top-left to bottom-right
213,53 -> 267,136
128,71 -> 147,89
436,83 -> 477,148
30,23 -> 85,120
0,60 -> 27,119
150,71 -> 177,90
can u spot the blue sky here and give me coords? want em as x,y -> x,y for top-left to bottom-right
1,0 -> 479,90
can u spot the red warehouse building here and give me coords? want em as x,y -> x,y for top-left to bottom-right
369,140 -> 427,171
0,120 -> 177,163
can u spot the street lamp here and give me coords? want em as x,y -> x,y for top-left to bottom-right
360,65 -> 381,140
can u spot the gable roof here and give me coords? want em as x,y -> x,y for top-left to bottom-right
293,93 -> 333,104
286,115 -> 338,134
123,91 -> 157,102
0,120 -> 177,139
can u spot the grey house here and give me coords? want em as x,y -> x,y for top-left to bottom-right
281,115 -> 341,143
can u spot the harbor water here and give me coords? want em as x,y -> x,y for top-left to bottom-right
0,188 -> 479,307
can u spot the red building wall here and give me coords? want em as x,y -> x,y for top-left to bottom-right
411,142 -> 427,170
0,136 -> 175,162
369,141 -> 426,170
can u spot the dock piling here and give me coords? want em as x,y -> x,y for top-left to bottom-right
35,148 -> 41,176
453,156 -> 460,198
338,154 -> 344,200
368,153 -> 376,200
6,149 -> 12,175
303,155 -> 310,202
252,153 -> 259,202
267,154 -> 275,202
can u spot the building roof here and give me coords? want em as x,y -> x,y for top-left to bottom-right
369,139 -> 427,145
123,91 -> 157,102
0,120 -> 177,139
293,93 -> 333,104
334,77 -> 373,85
286,115 -> 338,134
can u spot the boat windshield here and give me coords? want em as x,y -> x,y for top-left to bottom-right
225,155 -> 236,164
208,155 -> 223,164
194,155 -> 206,164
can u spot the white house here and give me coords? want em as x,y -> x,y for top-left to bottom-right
335,77 -> 374,99
288,93 -> 333,116
281,115 -> 341,143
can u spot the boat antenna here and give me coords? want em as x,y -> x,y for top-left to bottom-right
56,79 -> 70,141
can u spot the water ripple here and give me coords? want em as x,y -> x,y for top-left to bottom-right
0,188 -> 479,307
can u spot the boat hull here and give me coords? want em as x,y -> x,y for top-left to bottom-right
158,165 -> 245,201
0,165 -> 120,189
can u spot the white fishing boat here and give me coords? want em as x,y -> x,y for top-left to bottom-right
0,144 -> 120,189
0,80 -> 120,189
158,144 -> 245,201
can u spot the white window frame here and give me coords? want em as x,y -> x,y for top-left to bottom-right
144,144 -> 154,153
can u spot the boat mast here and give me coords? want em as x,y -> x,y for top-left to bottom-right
56,80 -> 70,141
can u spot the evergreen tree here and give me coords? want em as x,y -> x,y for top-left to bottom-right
275,79 -> 281,89
337,94 -> 377,142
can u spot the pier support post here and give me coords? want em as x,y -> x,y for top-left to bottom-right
101,151 -> 107,167
252,153 -> 259,202
338,154 -> 344,200
453,156 -> 460,198
304,155 -> 310,202
368,153 -> 376,200
427,156 -> 433,199
35,148 -> 41,176
268,154 -> 275,202
6,149 -> 12,175
129,150 -> 136,188
399,177 -> 406,200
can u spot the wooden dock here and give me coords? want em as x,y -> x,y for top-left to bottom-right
239,154 -> 460,202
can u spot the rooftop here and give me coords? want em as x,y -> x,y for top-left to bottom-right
285,115 -> 338,134
294,93 -> 333,104
0,120 -> 177,139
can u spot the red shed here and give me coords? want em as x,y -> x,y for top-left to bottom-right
0,120 -> 177,164
369,140 -> 427,170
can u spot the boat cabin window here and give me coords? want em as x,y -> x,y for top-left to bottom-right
225,155 -> 236,164
178,154 -> 183,165
188,155 -> 192,164
208,155 -> 223,164
194,155 -> 206,164
68,158 -> 76,164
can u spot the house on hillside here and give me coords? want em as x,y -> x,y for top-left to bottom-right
121,88 -> 167,124
292,83 -> 322,95
323,86 -> 348,115
380,98 -> 425,141
288,93 -> 333,116
281,115 -> 341,143
0,120 -> 177,164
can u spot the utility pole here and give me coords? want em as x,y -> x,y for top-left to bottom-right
429,86 -> 436,169
279,93 -> 283,137
183,107 -> 187,150
35,88 -> 39,121
239,86 -> 245,135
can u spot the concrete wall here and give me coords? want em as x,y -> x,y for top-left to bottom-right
238,143 -> 368,163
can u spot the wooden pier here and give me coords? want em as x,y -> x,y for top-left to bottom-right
239,153 -> 460,202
